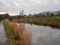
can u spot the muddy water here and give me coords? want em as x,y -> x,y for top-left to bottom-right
23,23 -> 60,45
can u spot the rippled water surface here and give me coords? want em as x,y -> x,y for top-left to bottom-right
23,23 -> 60,45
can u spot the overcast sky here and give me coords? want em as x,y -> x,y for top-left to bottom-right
0,0 -> 60,15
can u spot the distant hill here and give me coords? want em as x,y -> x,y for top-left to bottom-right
41,10 -> 60,15
30,10 -> 60,17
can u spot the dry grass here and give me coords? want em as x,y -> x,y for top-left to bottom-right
12,17 -> 60,28
5,19 -> 32,45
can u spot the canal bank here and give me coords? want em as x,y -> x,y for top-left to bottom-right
0,23 -> 8,45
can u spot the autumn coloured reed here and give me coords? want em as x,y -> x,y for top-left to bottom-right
5,19 -> 31,45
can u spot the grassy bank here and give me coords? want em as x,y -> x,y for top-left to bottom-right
3,20 -> 17,45
13,16 -> 60,28
4,19 -> 31,45
0,19 -> 1,22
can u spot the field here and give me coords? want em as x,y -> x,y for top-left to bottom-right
50,15 -> 60,21
13,16 -> 60,28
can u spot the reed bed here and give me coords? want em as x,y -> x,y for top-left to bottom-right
13,17 -> 60,28
4,19 -> 31,45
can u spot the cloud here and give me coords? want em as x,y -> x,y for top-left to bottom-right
13,2 -> 20,6
1,0 -> 11,7
31,0 -> 48,5
31,0 -> 41,4
0,0 -> 60,15
53,0 -> 60,4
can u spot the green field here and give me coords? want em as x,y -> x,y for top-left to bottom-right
45,15 -> 60,19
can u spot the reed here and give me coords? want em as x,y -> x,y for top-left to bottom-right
12,17 -> 60,28
4,19 -> 32,45
4,19 -> 17,45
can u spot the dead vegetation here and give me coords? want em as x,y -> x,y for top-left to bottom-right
12,17 -> 60,28
4,19 -> 32,45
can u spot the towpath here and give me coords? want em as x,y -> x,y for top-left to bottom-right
0,23 -> 8,45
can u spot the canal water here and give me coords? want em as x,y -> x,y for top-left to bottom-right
24,23 -> 60,45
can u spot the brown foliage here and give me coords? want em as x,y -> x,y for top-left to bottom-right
5,19 -> 32,45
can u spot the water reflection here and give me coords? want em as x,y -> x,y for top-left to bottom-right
23,23 -> 60,45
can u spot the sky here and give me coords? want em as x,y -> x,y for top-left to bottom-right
0,0 -> 60,15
